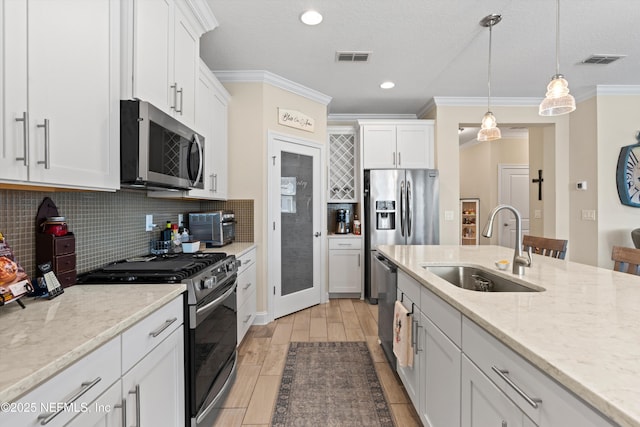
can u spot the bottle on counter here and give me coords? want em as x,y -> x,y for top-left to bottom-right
161,221 -> 172,242
353,215 -> 361,235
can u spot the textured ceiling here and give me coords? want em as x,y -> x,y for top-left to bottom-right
201,0 -> 640,115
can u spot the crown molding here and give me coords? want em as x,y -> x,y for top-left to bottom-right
328,113 -> 417,123
183,0 -> 219,34
432,96 -> 542,107
596,85 -> 640,96
213,70 -> 332,105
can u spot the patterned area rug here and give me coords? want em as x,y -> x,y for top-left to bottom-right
271,342 -> 395,427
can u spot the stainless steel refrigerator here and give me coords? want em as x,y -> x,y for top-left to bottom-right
364,169 -> 439,304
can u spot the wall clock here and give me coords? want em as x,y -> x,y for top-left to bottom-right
616,132 -> 640,207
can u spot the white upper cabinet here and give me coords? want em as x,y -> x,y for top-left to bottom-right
1,0 -> 120,190
121,0 -> 217,129
360,120 -> 434,170
151,61 -> 229,200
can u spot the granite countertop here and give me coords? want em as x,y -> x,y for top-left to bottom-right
200,241 -> 256,258
377,244 -> 640,427
0,284 -> 185,404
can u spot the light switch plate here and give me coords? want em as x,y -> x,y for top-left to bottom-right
445,210 -> 454,221
581,210 -> 596,221
534,209 -> 542,219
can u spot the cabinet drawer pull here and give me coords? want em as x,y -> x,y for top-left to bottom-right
15,111 -> 29,166
491,366 -> 542,408
170,83 -> 178,110
114,398 -> 126,427
393,152 -> 396,166
398,152 -> 402,166
37,377 -> 101,425
149,317 -> 178,337
242,314 -> 252,323
129,385 -> 141,427
242,282 -> 252,291
176,87 -> 184,114
36,119 -> 50,169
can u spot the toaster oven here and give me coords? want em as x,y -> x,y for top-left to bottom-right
189,211 -> 235,247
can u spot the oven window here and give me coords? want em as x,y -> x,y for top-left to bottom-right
192,286 -> 237,412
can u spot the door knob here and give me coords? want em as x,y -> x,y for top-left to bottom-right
503,223 -> 508,226
314,232 -> 321,237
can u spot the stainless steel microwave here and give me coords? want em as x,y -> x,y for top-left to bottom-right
120,100 -> 204,191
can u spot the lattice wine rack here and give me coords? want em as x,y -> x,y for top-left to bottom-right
329,132 -> 356,201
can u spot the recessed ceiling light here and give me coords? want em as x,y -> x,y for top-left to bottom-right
300,10 -> 323,25
380,81 -> 395,89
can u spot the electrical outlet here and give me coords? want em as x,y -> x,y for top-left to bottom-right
178,214 -> 184,227
145,214 -> 155,231
534,209 -> 542,219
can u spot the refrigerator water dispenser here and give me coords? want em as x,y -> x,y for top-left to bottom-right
375,201 -> 395,230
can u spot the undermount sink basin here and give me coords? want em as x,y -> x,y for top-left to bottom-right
423,265 -> 544,292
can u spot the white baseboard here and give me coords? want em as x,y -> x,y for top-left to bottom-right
253,311 -> 270,325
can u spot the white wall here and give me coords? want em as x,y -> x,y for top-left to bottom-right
426,103 -> 571,248
595,94 -> 640,267
224,81 -> 328,314
460,136 -> 529,245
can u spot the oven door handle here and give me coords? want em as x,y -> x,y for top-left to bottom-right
194,281 -> 237,325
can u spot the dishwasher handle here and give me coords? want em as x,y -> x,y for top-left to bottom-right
375,254 -> 397,274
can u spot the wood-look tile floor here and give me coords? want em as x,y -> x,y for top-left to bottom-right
212,299 -> 422,427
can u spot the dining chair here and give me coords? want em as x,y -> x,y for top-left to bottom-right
611,245 -> 640,275
522,235 -> 568,260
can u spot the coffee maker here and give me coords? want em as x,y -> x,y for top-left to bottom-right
335,209 -> 350,234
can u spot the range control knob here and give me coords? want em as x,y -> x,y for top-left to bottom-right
202,277 -> 215,289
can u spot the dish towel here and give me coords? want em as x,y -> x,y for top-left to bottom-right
393,300 -> 414,368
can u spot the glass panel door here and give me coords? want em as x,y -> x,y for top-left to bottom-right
281,151 -> 313,296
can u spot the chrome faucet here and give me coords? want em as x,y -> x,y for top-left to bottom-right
482,204 -> 531,275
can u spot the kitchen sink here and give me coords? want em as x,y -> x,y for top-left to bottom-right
423,265 -> 544,292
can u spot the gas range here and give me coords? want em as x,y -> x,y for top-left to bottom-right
77,251 -> 237,305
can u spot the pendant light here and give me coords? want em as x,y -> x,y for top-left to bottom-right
477,14 -> 502,142
539,0 -> 575,116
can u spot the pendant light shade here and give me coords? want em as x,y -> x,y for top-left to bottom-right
478,111 -> 501,142
539,0 -> 575,116
477,14 -> 502,142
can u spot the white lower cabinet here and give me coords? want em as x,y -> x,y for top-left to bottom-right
121,327 -> 184,427
461,355 -> 529,427
397,271 -> 461,427
1,337 -> 121,427
237,247 -> 257,344
328,237 -> 363,294
394,270 -> 614,427
2,295 -> 185,427
65,380 -> 124,427
419,312 -> 461,427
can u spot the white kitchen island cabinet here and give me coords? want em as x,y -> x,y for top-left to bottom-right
359,120 -> 434,170
396,270 -> 461,427
379,245 -> 622,427
1,0 -> 120,191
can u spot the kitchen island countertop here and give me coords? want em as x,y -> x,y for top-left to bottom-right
0,284 -> 185,404
377,244 -> 640,427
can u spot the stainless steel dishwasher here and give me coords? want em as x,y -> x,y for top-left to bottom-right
373,252 -> 398,368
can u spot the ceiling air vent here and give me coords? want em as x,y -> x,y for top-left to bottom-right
581,54 -> 626,65
336,51 -> 371,62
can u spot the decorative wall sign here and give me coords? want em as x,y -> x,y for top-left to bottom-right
278,108 -> 315,133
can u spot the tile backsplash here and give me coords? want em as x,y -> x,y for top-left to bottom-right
0,189 -> 254,279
